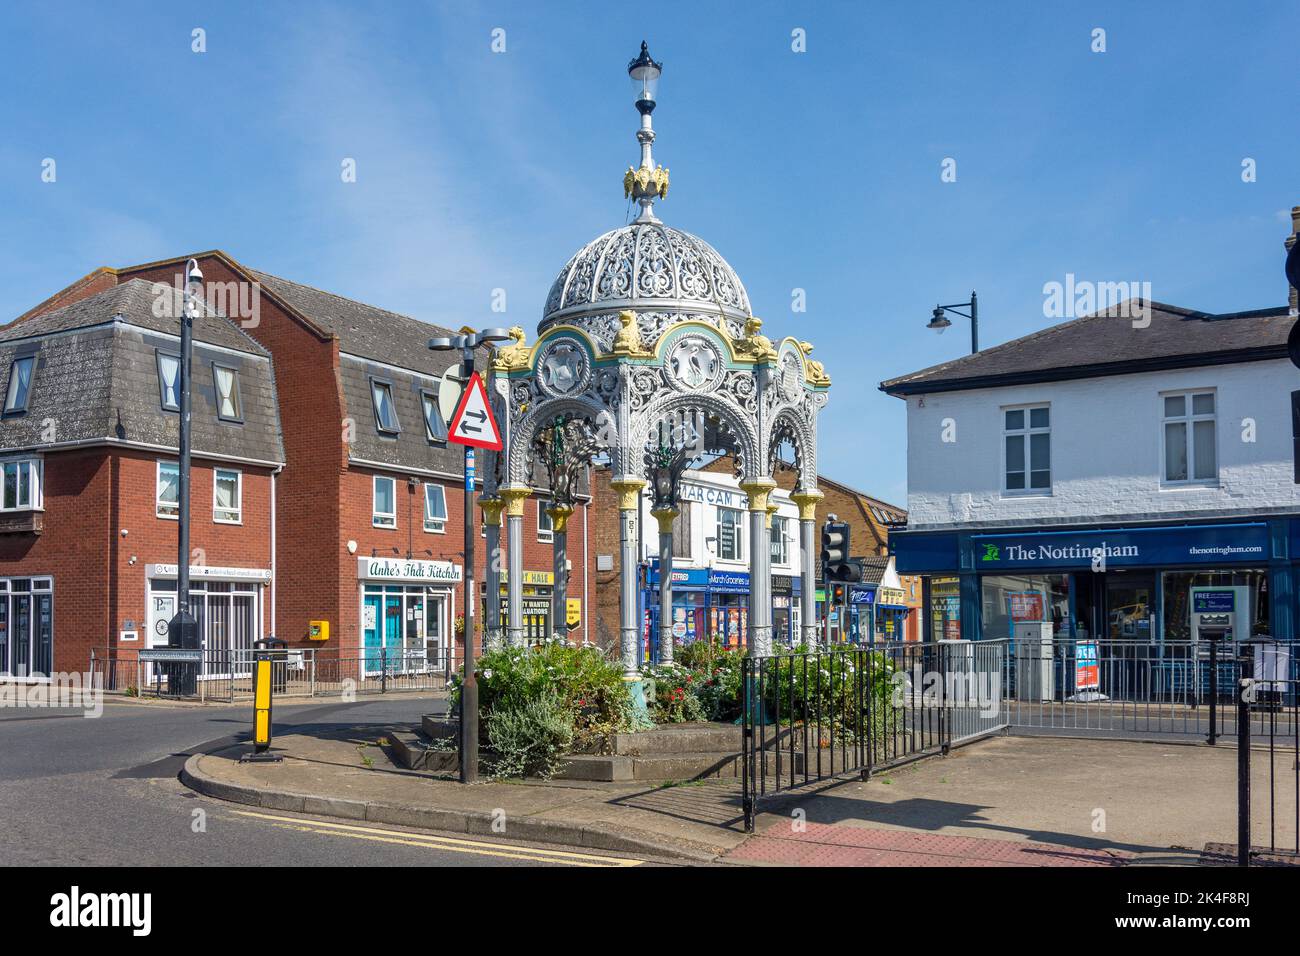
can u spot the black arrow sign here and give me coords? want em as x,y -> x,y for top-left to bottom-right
459,409 -> 487,434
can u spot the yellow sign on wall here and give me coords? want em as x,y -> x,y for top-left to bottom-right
566,598 -> 581,629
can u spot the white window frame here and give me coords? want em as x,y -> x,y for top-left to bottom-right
212,362 -> 243,423
156,351 -> 181,412
213,468 -> 242,524
370,377 -> 400,435
0,458 -> 43,512
156,460 -> 179,519
372,475 -> 397,528
1161,389 -> 1218,487
420,389 -> 447,443
1002,403 -> 1052,496
423,482 -> 447,534
770,514 -> 789,566
4,356 -> 35,414
537,499 -> 554,543
716,507 -> 744,562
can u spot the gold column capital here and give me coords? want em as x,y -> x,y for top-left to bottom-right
651,507 -> 679,534
790,489 -> 825,522
765,502 -> 778,530
546,503 -> 575,534
739,477 -> 778,513
608,477 -> 646,511
499,485 -> 532,518
480,498 -> 506,526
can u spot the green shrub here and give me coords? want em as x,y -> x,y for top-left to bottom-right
759,646 -> 898,749
451,643 -> 635,773
485,690 -> 574,779
687,648 -> 746,721
642,663 -> 706,723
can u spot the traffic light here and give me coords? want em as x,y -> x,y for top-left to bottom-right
821,519 -> 849,571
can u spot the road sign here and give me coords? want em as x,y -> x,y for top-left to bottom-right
437,362 -> 468,422
447,372 -> 502,450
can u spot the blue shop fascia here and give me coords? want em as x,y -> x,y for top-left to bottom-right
890,517 -> 1295,645
643,561 -> 802,652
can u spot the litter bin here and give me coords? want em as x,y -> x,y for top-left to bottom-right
255,637 -> 289,694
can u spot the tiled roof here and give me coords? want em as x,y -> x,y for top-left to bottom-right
880,301 -> 1295,395
0,280 -> 284,464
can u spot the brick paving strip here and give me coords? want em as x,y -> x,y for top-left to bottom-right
725,821 -> 1131,867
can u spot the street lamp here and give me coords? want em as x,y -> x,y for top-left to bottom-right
628,40 -> 662,111
166,258 -> 204,694
927,291 -> 979,354
428,326 -> 512,785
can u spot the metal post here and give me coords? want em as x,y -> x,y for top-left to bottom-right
177,271 -> 193,623
792,490 -> 823,648
501,489 -> 529,647
1208,637 -> 1218,745
609,478 -> 645,679
1238,654 -> 1252,866
549,507 -> 571,643
741,479 -> 776,657
459,346 -> 479,782
482,500 -> 504,650
652,508 -> 677,664
970,290 -> 979,354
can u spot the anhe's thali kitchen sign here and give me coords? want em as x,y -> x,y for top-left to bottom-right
358,557 -> 463,584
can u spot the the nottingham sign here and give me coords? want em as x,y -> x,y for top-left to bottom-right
358,557 -> 464,584
972,523 -> 1269,571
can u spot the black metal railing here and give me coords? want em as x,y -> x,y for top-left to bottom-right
741,640 -> 1009,831
1235,641 -> 1299,866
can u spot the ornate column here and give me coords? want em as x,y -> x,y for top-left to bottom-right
498,486 -> 532,647
480,497 -> 506,651
791,490 -> 824,648
765,501 -> 781,647
651,507 -> 678,665
547,504 -> 574,643
608,477 -> 646,679
740,478 -> 777,657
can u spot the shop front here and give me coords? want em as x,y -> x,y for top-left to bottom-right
356,556 -> 461,673
891,519 -> 1291,650
644,564 -> 800,656
146,564 -> 271,679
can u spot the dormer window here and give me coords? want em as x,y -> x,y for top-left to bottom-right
212,363 -> 243,423
4,357 -> 35,413
157,352 -> 181,411
371,378 -> 400,434
421,389 -> 448,442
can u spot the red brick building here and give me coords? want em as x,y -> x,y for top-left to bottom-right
0,279 -> 282,678
5,251 -> 592,679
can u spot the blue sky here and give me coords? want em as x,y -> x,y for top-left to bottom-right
2,1 -> 1297,504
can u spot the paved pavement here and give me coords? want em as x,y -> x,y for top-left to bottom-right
0,694 -> 649,867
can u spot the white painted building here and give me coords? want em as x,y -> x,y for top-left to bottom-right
881,278 -> 1300,648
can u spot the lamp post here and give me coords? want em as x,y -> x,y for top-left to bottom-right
926,291 -> 979,354
166,259 -> 204,693
428,326 -> 512,785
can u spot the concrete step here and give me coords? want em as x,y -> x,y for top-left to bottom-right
610,722 -> 742,755
384,727 -> 458,773
553,749 -> 806,783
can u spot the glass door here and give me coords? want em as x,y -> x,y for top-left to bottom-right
12,594 -> 30,677
363,593 -> 383,673
425,593 -> 447,670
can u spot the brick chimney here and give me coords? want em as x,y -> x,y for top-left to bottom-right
1288,205 -> 1299,317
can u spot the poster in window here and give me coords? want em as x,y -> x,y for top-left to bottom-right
1007,591 -> 1045,623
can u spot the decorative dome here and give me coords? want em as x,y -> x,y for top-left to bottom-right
540,221 -> 751,331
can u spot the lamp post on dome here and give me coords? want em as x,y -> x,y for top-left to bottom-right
624,41 -> 669,223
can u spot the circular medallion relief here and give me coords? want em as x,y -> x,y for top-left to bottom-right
537,339 -> 590,397
667,336 -> 723,392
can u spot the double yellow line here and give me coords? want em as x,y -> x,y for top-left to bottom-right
232,810 -> 645,866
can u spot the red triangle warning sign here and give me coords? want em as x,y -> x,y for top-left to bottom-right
447,372 -> 503,451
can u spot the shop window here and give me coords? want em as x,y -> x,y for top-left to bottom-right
156,460 -> 180,518
4,356 -> 34,414
672,503 -> 691,560
371,378 -> 400,434
770,515 -> 789,565
1162,569 -> 1269,644
716,507 -> 744,561
0,458 -> 42,512
1003,405 -> 1050,494
212,363 -> 243,423
538,499 -> 554,542
930,577 -> 962,641
372,475 -> 396,528
981,573 -> 1071,641
213,468 -> 242,523
421,389 -> 448,443
157,351 -> 180,411
424,483 -> 447,533
0,577 -> 53,678
1162,390 -> 1216,484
